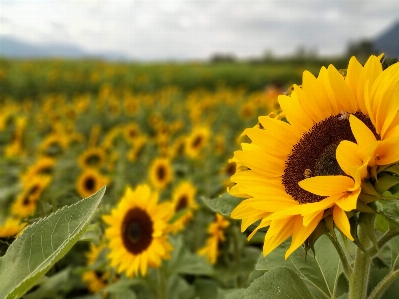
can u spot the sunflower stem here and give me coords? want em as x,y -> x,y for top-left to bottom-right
326,233 -> 352,279
367,229 -> 399,256
156,268 -> 166,299
349,224 -> 371,299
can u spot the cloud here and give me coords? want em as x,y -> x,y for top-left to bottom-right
0,0 -> 398,59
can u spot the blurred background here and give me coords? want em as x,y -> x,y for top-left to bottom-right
1,0 -> 398,61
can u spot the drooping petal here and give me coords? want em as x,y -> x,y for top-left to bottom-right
335,188 -> 361,211
349,114 -> 377,148
263,217 -> 295,257
333,205 -> 354,241
285,212 -> 323,258
376,136 -> 399,165
336,140 -> 363,176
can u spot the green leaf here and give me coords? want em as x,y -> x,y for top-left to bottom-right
166,236 -> 213,275
377,200 -> 399,229
256,235 -> 350,299
0,186 -> 106,299
380,164 -> 399,176
241,267 -> 314,299
223,289 -> 245,299
374,174 -> 399,194
375,214 -> 389,232
201,193 -> 243,217
358,213 -> 379,251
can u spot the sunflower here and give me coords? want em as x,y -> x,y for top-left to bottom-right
82,244 -> 110,294
198,214 -> 230,264
185,127 -> 210,159
103,185 -> 173,277
149,158 -> 173,190
39,133 -> 68,156
230,55 -> 399,259
0,217 -> 26,238
21,157 -> 56,183
78,147 -> 107,169
77,169 -> 109,198
169,181 -> 198,233
123,123 -> 141,144
11,176 -> 51,218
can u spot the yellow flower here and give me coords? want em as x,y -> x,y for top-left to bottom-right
198,214 -> 229,264
0,218 -> 26,238
149,158 -> 173,190
11,176 -> 51,218
77,169 -> 109,198
230,55 -> 399,259
103,185 -> 173,277
21,157 -> 56,183
78,147 -> 107,169
169,181 -> 198,233
185,127 -> 210,159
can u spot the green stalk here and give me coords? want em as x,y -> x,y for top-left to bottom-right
348,224 -> 371,299
368,270 -> 399,299
326,234 -> 352,279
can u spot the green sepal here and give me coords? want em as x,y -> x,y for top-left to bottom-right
304,220 -> 328,253
374,174 -> 399,194
358,213 -> 379,252
350,215 -> 369,256
356,201 -> 376,213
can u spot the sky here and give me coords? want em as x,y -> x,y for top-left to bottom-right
0,0 -> 398,60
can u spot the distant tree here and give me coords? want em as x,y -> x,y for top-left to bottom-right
209,53 -> 236,63
346,40 -> 379,63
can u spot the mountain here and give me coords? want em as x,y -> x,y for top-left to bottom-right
374,21 -> 399,57
0,36 -> 129,60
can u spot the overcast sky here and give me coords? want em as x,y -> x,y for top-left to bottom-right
0,0 -> 398,60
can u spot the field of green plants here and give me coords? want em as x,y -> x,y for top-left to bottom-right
3,56 -> 399,299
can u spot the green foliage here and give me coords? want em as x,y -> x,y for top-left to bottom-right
240,267 -> 314,299
0,187 -> 105,299
202,193 -> 243,217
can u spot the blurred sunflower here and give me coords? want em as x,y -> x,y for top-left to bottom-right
0,217 -> 26,238
198,214 -> 230,264
77,169 -> 109,198
185,127 -> 210,159
230,55 -> 399,259
169,181 -> 198,233
82,244 -> 110,294
103,185 -> 173,277
123,123 -> 141,144
39,134 -> 68,156
21,157 -> 56,183
149,158 -> 173,190
78,147 -> 107,169
11,176 -> 51,218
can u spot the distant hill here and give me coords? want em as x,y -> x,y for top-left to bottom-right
374,22 -> 399,57
0,36 -> 129,60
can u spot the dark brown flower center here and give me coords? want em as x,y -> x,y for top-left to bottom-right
226,162 -> 237,176
85,154 -> 101,166
192,136 -> 203,148
121,207 -> 154,254
84,176 -> 95,191
157,165 -> 166,181
282,112 -> 379,204
176,195 -> 188,212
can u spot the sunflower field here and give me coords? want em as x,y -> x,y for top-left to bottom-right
1,55 -> 399,299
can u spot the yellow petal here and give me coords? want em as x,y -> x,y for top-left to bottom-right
278,94 -> 313,132
328,65 -> 357,113
336,140 -> 363,176
333,205 -> 354,241
349,114 -> 377,148
335,188 -> 361,211
299,176 -> 354,196
376,136 -> 399,165
346,56 -> 365,112
263,217 -> 295,257
285,212 -> 323,258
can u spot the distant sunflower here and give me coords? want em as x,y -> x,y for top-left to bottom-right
169,181 -> 198,233
123,123 -> 141,144
78,147 -> 107,169
0,217 -> 26,238
11,176 -> 51,218
39,134 -> 68,156
149,158 -> 173,190
198,214 -> 230,264
185,127 -> 210,159
103,185 -> 173,277
21,157 -> 56,183
82,244 -> 110,294
77,169 -> 109,198
230,55 -> 399,259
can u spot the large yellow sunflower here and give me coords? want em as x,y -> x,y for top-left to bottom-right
149,158 -> 173,190
230,55 -> 399,259
103,185 -> 173,277
76,169 -> 109,198
169,181 -> 198,233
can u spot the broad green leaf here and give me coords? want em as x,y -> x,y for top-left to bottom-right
377,200 -> 399,228
375,214 -> 389,232
241,267 -> 314,299
194,278 -> 219,299
166,274 -> 195,299
166,236 -> 213,275
223,289 -> 245,299
0,186 -> 106,299
381,164 -> 399,176
256,235 -> 349,299
201,193 -> 243,217
388,235 -> 399,270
